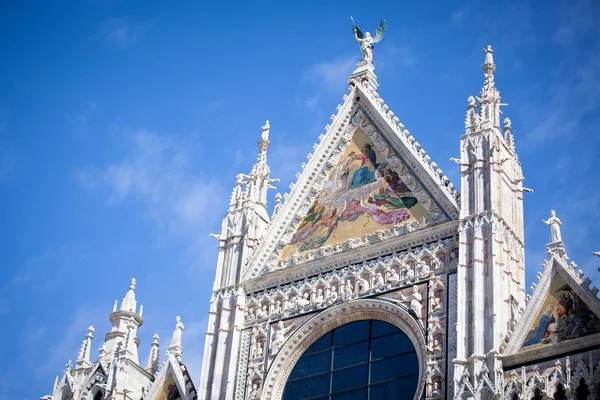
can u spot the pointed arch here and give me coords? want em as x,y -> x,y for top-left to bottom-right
261,298 -> 426,400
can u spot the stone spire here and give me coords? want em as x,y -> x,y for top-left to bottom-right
167,316 -> 184,359
75,325 -> 94,369
453,45 -> 525,399
145,334 -> 160,375
478,45 -> 502,128
246,120 -> 278,208
120,278 -> 137,313
103,278 -> 144,365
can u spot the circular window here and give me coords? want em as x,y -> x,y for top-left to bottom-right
282,319 -> 419,400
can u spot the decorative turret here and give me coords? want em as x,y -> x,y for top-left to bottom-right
103,278 -> 143,365
120,278 -> 137,312
167,316 -> 185,359
211,121 -> 278,290
452,46 -> 526,398
145,334 -> 160,375
75,326 -> 94,369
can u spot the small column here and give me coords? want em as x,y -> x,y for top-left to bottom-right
145,334 -> 160,375
75,326 -> 95,369
167,316 -> 184,359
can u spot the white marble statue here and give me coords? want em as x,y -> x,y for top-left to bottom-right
252,340 -> 263,359
327,286 -> 338,304
399,285 -> 423,319
543,210 -> 563,243
256,305 -> 268,319
404,266 -> 415,282
248,383 -> 260,399
296,293 -> 311,308
387,269 -> 400,284
245,307 -> 255,322
357,277 -> 370,295
432,292 -> 443,312
314,289 -> 324,307
272,300 -> 282,315
271,321 -> 296,355
375,273 -> 385,289
418,260 -> 430,276
286,296 -> 298,312
344,280 -> 354,299
170,316 -> 184,347
351,18 -> 387,65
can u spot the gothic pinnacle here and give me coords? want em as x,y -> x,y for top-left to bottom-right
483,45 -> 495,73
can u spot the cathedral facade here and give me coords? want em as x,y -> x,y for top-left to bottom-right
43,37 -> 600,400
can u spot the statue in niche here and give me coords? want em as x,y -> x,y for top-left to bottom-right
432,380 -> 442,399
387,269 -> 400,286
248,383 -> 260,400
344,280 -> 354,299
314,289 -> 324,307
296,293 -> 311,309
432,291 -> 443,312
542,210 -> 563,243
245,308 -> 255,322
375,273 -> 385,289
252,339 -> 263,359
404,266 -> 415,282
418,260 -> 430,276
272,301 -> 282,315
351,17 -> 387,65
270,321 -> 296,355
327,286 -> 339,304
428,338 -> 442,354
399,285 -> 423,319
286,296 -> 298,312
256,305 -> 268,320
357,277 -> 370,295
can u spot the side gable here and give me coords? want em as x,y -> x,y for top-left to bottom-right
503,248 -> 600,366
241,73 -> 459,285
144,354 -> 197,400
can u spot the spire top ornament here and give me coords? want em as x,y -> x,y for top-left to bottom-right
351,17 -> 386,68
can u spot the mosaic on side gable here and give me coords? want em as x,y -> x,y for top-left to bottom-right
522,273 -> 600,349
157,375 -> 182,400
282,128 -> 428,258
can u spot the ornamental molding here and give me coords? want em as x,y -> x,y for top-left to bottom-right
260,298 -> 427,400
243,238 -> 457,325
244,222 -> 458,294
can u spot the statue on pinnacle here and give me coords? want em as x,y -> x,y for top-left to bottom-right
351,17 -> 387,65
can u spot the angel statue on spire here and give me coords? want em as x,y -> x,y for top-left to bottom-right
351,17 -> 387,65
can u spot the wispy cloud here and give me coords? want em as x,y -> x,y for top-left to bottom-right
13,246 -> 87,291
450,6 -> 470,27
101,17 -> 156,50
303,56 -> 356,90
520,45 -> 599,146
78,129 -> 224,236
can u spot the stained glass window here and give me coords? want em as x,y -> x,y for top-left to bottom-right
282,320 -> 419,400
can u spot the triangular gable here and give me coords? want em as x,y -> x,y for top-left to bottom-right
242,75 -> 459,282
144,354 -> 197,400
505,252 -> 600,359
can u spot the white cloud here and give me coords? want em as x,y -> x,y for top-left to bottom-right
101,17 -> 156,50
78,129 -> 224,236
303,57 -> 357,89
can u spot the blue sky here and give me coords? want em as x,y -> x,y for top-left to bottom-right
1,1 -> 599,398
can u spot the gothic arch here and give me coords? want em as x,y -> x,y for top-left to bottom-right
261,298 -> 427,400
